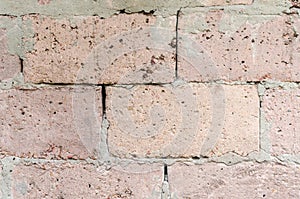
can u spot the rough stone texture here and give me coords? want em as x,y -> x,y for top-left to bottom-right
0,17 -> 21,82
106,84 -> 259,158
191,0 -> 253,6
178,10 -> 296,82
168,162 -> 300,198
291,16 -> 300,81
0,166 -> 3,198
0,87 -> 102,159
0,0 -> 255,17
262,87 -> 300,155
12,162 -> 162,198
0,0 -> 115,17
1,0 -> 300,198
111,0 -> 253,13
291,0 -> 300,8
0,0 -> 291,17
23,14 -> 176,84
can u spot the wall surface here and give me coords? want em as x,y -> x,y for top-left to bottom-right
1,0 -> 300,198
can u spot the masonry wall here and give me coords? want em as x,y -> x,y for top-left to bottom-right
1,0 -> 300,198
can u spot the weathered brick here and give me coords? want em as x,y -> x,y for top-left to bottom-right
262,87 -> 300,155
0,87 -> 102,159
291,16 -> 300,81
106,84 -> 259,158
12,162 -> 162,198
178,11 -> 295,82
168,162 -> 300,198
0,16 -> 20,82
23,14 -> 176,84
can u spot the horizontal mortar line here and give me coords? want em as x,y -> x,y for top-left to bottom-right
0,154 -> 300,165
0,157 -> 97,164
177,80 -> 300,85
0,14 -> 19,17
18,9 -> 157,18
19,13 -> 113,18
13,82 -> 172,87
8,7 -> 285,19
16,12 -> 284,18
3,80 -> 300,89
180,11 -> 286,17
0,156 -> 299,166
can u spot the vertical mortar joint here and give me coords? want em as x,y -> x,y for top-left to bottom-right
175,8 -> 181,79
102,85 -> 106,116
161,164 -> 170,199
19,57 -> 24,73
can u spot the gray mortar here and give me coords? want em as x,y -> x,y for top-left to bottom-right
0,16 -> 23,57
0,157 -> 20,199
1,0 -> 300,198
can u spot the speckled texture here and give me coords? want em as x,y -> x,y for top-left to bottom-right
178,11 -> 296,82
262,87 -> 300,155
169,162 -> 300,198
1,0 -> 300,198
12,162 -> 163,198
106,84 -> 259,158
0,87 -> 102,159
23,14 -> 176,84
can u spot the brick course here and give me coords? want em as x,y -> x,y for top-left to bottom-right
0,0 -> 299,198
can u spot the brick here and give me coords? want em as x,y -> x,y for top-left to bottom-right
23,14 -> 176,84
178,11 -> 295,82
168,162 -> 300,198
0,87 -> 102,159
106,84 -> 259,158
12,162 -> 162,198
291,16 -> 300,81
0,17 -> 20,82
262,87 -> 300,155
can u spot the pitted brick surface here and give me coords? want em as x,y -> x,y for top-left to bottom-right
23,14 -> 176,84
106,84 -> 259,158
169,162 -> 300,198
262,87 -> 300,155
12,163 -> 163,198
178,11 -> 296,82
0,87 -> 102,159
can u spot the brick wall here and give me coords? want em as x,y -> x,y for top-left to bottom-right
1,0 -> 300,198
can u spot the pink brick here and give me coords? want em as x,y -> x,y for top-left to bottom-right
291,16 -> 300,81
0,87 -> 102,159
262,87 -> 300,155
106,84 -> 259,158
178,11 -> 295,82
12,162 -> 162,198
23,14 -> 176,84
169,162 -> 300,198
0,17 -> 20,81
